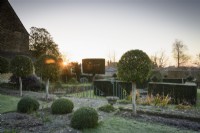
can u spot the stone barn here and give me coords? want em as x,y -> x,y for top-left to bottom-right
0,0 -> 29,58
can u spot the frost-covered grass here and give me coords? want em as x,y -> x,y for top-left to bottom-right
0,94 -> 20,113
83,117 -> 196,133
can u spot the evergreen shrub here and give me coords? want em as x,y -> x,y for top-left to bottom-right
51,98 -> 74,114
71,107 -> 98,129
10,75 -> 45,91
17,97 -> 39,113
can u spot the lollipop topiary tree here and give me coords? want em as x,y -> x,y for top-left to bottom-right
35,55 -> 59,100
118,49 -> 152,115
10,55 -> 33,96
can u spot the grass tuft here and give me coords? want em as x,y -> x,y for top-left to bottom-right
98,104 -> 116,113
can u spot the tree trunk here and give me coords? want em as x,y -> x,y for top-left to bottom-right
19,77 -> 22,97
92,73 -> 96,82
132,82 -> 137,115
45,79 -> 49,100
178,49 -> 180,68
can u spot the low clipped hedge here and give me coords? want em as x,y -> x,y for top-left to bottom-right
51,98 -> 74,114
71,107 -> 98,129
148,82 -> 197,105
17,97 -> 39,113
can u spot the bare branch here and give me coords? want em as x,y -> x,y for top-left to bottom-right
172,39 -> 189,68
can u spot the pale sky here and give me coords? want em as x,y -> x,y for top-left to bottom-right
9,0 -> 200,65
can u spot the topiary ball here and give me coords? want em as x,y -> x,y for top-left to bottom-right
51,98 -> 74,114
71,107 -> 98,129
17,97 -> 39,113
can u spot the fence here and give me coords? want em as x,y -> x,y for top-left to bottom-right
64,85 -> 104,99
62,80 -> 130,99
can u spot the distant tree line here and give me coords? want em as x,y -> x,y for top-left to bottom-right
151,39 -> 200,68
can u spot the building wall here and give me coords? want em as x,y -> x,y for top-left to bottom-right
0,0 -> 29,55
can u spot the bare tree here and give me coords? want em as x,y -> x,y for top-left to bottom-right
172,40 -> 190,68
107,51 -> 117,66
158,51 -> 168,68
151,51 -> 168,68
150,53 -> 158,68
194,53 -> 200,67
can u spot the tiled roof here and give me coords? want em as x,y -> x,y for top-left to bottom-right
0,0 -> 28,34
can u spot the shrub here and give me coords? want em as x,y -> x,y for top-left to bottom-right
71,107 -> 98,129
54,81 -> 63,89
9,75 -> 45,91
51,81 -> 63,93
17,97 -> 39,113
0,56 -> 9,74
175,104 -> 191,110
98,104 -> 116,113
118,99 -> 131,104
51,98 -> 74,114
150,71 -> 162,82
140,95 -> 154,105
80,77 -> 88,83
153,94 -> 171,107
139,94 -> 171,107
186,75 -> 194,82
126,90 -> 140,103
0,82 -> 16,89
68,78 -> 78,84
112,73 -> 117,78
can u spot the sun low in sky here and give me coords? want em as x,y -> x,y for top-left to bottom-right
9,0 -> 200,65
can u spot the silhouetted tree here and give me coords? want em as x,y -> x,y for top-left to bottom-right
172,40 -> 190,68
151,50 -> 168,68
194,53 -> 200,67
118,49 -> 152,115
70,62 -> 81,81
60,62 -> 81,83
29,27 -> 60,58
